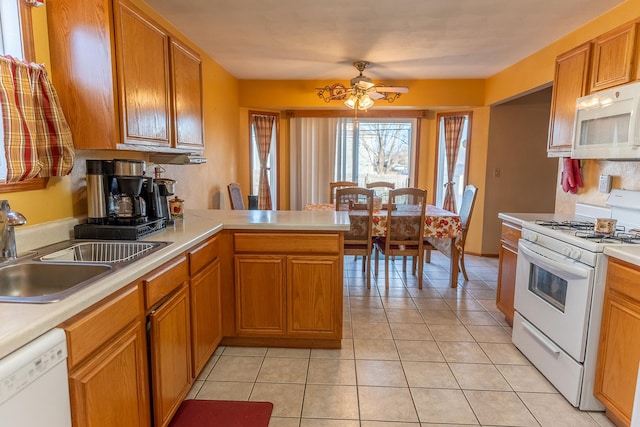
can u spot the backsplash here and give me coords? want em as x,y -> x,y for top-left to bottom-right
556,159 -> 640,213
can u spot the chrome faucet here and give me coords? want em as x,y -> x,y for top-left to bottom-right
0,200 -> 27,260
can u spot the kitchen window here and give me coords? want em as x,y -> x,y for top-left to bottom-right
337,118 -> 415,189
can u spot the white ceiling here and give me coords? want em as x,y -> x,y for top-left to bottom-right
144,0 -> 625,81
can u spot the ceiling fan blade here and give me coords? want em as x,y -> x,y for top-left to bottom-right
375,86 -> 409,93
356,80 -> 375,90
368,92 -> 385,100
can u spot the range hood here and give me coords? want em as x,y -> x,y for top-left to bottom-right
148,153 -> 207,165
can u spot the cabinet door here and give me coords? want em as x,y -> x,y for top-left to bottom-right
591,22 -> 638,92
149,285 -> 192,427
595,259 -> 640,426
234,255 -> 286,336
548,43 -> 591,156
69,321 -> 150,427
170,39 -> 204,150
496,243 -> 517,326
287,256 -> 342,338
114,0 -> 171,148
190,260 -> 222,377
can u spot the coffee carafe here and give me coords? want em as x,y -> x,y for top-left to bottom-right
110,159 -> 147,223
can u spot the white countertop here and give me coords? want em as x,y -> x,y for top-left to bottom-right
0,209 -> 350,359
498,212 -> 576,226
604,246 -> 640,267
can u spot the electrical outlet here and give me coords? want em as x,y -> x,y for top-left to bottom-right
599,174 -> 612,193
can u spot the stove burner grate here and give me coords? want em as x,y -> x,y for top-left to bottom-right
573,230 -> 640,244
534,220 -> 595,231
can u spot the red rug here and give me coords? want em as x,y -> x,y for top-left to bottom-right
169,399 -> 273,427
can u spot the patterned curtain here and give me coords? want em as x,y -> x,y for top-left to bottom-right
0,56 -> 74,182
442,116 -> 465,213
252,114 -> 275,210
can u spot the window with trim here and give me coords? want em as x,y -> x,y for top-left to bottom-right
434,112 -> 472,210
0,0 -> 49,192
249,111 -> 278,209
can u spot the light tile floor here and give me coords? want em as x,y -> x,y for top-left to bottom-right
185,252 -> 616,427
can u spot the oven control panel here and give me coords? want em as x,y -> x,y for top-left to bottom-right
521,228 -> 596,267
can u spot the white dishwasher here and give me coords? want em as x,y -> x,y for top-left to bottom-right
0,329 -> 72,427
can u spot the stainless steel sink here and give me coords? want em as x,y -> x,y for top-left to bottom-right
0,240 -> 171,303
0,262 -> 112,303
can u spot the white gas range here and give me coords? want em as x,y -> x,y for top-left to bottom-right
512,189 -> 640,411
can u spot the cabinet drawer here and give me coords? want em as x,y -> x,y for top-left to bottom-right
188,235 -> 219,275
62,283 -> 142,369
144,255 -> 188,309
234,233 -> 340,254
607,258 -> 640,302
501,222 -> 521,247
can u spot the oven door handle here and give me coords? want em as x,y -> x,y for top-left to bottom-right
522,321 -> 561,357
518,242 -> 590,280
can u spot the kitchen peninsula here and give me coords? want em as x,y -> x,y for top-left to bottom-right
0,209 -> 350,359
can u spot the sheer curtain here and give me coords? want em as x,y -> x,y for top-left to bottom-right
290,117 -> 348,209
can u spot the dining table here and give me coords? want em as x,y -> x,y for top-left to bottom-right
304,203 -> 463,288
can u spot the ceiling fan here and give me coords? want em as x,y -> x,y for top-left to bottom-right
316,61 -> 409,110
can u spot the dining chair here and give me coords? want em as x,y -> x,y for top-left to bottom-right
336,187 -> 375,288
227,183 -> 245,210
366,181 -> 395,206
329,181 -> 358,204
424,184 -> 478,281
374,188 -> 427,289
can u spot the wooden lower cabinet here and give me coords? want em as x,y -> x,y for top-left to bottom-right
148,284 -> 192,427
235,255 -> 286,336
496,220 -> 521,326
595,257 -> 640,427
68,322 -> 150,427
288,256 -> 341,337
190,259 -> 222,375
61,283 -> 150,427
229,232 -> 344,346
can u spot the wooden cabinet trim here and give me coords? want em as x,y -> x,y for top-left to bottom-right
144,255 -> 188,309
62,282 -> 142,369
234,232 -> 341,254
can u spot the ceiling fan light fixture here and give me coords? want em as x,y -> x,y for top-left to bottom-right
344,95 -> 357,109
358,95 -> 374,110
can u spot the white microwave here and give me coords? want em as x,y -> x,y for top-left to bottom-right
572,81 -> 640,159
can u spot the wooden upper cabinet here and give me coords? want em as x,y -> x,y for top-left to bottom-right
47,0 -> 120,149
170,39 -> 204,150
547,43 -> 591,156
46,0 -> 204,152
114,0 -> 171,149
590,22 -> 638,93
